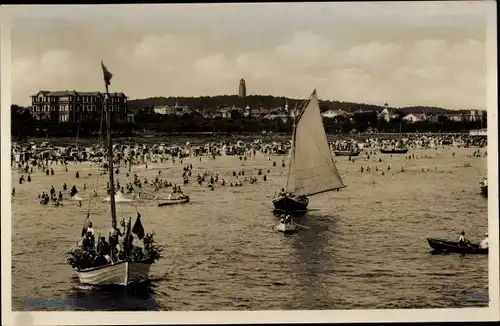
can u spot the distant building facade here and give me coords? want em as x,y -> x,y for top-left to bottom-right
239,79 -> 246,98
30,90 -> 128,123
402,113 -> 427,123
153,102 -> 191,116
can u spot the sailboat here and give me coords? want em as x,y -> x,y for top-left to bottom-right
68,62 -> 157,286
272,90 -> 346,213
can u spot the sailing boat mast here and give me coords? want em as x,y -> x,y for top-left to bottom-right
102,62 -> 117,223
285,104 -> 298,191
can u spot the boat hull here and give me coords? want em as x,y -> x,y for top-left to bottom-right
274,222 -> 297,234
158,196 -> 190,207
380,149 -> 408,154
75,261 -> 152,286
334,151 -> 360,157
427,238 -> 487,254
480,184 -> 488,196
272,195 -> 308,213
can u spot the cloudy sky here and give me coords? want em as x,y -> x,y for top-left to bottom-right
6,2 -> 495,109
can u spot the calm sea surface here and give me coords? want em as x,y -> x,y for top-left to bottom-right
11,146 -> 489,310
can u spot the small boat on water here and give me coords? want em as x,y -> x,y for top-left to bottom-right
274,222 -> 297,234
427,238 -> 488,254
334,150 -> 360,157
157,195 -> 190,207
380,148 -> 409,154
272,90 -> 346,214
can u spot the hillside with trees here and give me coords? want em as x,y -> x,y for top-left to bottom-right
127,95 -> 476,115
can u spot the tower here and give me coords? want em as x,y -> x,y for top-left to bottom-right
239,79 -> 246,98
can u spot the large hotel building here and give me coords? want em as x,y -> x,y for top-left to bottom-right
30,90 -> 128,123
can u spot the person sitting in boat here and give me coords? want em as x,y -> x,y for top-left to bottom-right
479,233 -> 488,249
279,188 -> 286,197
96,237 -> 111,263
83,232 -> 95,250
108,221 -> 123,262
458,231 -> 470,247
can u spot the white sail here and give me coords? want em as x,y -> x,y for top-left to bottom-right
286,90 -> 345,197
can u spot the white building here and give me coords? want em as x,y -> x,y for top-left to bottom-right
321,109 -> 349,119
378,103 -> 398,122
153,102 -> 191,116
402,113 -> 426,123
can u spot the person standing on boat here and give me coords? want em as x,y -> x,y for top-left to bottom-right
480,233 -> 488,249
108,221 -> 123,262
81,214 -> 92,238
83,225 -> 95,250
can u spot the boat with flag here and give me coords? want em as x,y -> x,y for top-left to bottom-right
272,90 -> 346,213
66,62 -> 162,287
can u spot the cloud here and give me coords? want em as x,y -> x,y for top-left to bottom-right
7,3 -> 491,109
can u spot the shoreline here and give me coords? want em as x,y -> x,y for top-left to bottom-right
12,131 -> 480,146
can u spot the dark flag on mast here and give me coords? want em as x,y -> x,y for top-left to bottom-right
101,61 -> 113,86
132,212 -> 145,240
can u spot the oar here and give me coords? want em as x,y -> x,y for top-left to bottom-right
293,222 -> 311,230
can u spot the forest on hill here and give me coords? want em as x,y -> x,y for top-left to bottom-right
127,95 -> 469,115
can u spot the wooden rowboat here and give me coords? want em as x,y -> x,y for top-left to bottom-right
157,196 -> 190,207
380,148 -> 409,154
334,150 -> 360,157
427,238 -> 488,254
274,222 -> 297,234
76,260 -> 152,286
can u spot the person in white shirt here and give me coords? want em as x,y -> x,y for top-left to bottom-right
458,231 -> 468,246
479,233 -> 488,249
87,223 -> 95,237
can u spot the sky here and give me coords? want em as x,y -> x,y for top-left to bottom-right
5,2 -> 495,109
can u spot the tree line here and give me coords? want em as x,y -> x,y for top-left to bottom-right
126,94 -> 470,115
11,104 -> 486,140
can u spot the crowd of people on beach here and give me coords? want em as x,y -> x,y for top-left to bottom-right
11,134 -> 488,205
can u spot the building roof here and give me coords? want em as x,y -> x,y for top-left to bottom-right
31,90 -> 127,98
